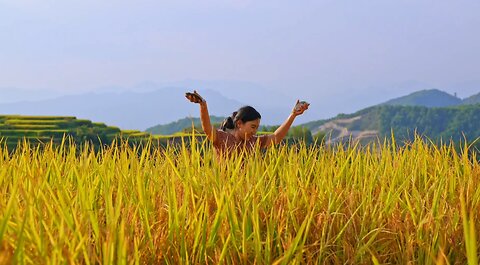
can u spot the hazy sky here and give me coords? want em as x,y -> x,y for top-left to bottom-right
1,0 -> 480,114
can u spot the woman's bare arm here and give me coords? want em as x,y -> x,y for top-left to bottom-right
264,100 -> 309,147
199,101 -> 216,141
185,90 -> 216,142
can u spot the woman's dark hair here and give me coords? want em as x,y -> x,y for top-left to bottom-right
221,106 -> 261,131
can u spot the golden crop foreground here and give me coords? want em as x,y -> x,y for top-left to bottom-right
0,137 -> 479,264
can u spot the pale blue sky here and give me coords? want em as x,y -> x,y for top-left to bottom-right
1,0 -> 480,116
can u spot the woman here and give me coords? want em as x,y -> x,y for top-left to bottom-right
185,90 -> 309,154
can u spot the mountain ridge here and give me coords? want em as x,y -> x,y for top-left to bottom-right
148,89 -> 480,142
381,89 -> 462,107
0,83 -> 293,130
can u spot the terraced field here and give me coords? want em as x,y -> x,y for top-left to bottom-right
0,115 -> 151,150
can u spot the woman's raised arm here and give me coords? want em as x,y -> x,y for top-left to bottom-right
185,90 -> 216,142
264,100 -> 310,147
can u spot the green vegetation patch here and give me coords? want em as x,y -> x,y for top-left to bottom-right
0,115 -> 153,150
3,119 -> 71,125
2,124 -> 60,130
0,129 -> 69,137
1,115 -> 76,120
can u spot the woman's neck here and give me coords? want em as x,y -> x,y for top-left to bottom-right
231,129 -> 245,141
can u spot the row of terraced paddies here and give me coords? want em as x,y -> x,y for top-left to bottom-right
0,115 -> 152,151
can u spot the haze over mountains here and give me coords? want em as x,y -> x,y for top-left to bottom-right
0,81 -> 295,130
0,88 -> 64,103
0,88 -> 242,131
1,83 -> 478,133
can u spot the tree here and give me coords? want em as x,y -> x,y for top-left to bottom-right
288,126 -> 313,145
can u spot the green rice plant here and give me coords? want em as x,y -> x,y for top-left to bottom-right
4,119 -> 69,125
3,116 -> 76,121
71,119 -> 93,126
2,125 -> 60,130
0,135 -> 479,264
103,126 -> 122,134
92,122 -> 107,127
0,130 -> 67,138
127,132 -> 150,137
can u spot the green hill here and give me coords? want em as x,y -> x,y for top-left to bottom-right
146,116 -> 225,135
303,104 -> 480,144
0,115 -> 151,150
382,89 -> 461,107
461,92 -> 480,105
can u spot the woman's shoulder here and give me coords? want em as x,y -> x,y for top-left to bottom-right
214,129 -> 233,142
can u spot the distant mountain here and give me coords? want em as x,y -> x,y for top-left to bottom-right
145,88 -> 480,136
382,89 -> 462,107
146,116 -> 226,135
461,92 -> 480,105
160,79 -> 295,110
0,88 -> 246,131
158,79 -> 297,125
0,83 -> 293,130
0,87 -> 63,103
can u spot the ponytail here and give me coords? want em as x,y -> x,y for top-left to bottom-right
221,112 -> 238,131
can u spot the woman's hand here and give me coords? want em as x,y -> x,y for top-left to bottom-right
185,90 -> 206,104
292,100 -> 310,116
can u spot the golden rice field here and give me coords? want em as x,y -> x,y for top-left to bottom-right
0,137 -> 479,264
